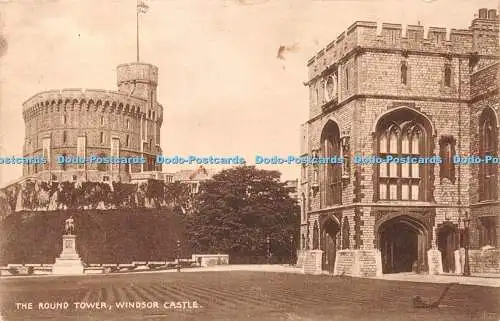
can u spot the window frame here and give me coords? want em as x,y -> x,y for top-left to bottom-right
374,110 -> 432,202
479,108 -> 498,201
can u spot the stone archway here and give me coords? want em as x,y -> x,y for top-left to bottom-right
437,223 -> 459,273
378,215 -> 428,274
321,218 -> 340,273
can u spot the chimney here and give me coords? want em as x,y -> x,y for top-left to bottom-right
478,8 -> 488,19
488,9 -> 497,20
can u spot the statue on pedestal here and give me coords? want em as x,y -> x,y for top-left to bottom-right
64,216 -> 75,235
53,216 -> 83,275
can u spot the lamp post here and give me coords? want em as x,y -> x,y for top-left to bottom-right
463,211 -> 471,276
266,236 -> 271,264
176,240 -> 181,272
289,235 -> 294,266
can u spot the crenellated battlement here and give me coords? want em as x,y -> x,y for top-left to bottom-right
21,89 -> 156,122
307,8 -> 499,80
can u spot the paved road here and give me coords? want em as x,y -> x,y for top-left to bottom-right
0,271 -> 499,320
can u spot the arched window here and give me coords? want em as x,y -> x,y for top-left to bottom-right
324,74 -> 337,101
376,109 -> 432,201
401,62 -> 408,85
444,64 -> 452,87
312,221 -> 319,250
479,108 -> 498,201
320,121 -> 342,206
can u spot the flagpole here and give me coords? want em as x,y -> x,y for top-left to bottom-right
136,0 -> 140,62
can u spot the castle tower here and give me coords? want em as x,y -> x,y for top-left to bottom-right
117,62 -> 163,172
21,62 -> 164,183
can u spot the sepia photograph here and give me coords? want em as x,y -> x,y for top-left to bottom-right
0,0 -> 499,320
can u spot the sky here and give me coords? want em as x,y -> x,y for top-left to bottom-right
0,0 -> 497,186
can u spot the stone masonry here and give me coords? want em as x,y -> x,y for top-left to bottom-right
299,8 -> 500,276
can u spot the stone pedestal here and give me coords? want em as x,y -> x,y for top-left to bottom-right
427,248 -> 443,275
303,250 -> 323,275
334,249 -> 383,277
52,235 -> 84,275
454,248 -> 465,275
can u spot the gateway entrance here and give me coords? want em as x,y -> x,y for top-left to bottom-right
379,216 -> 428,274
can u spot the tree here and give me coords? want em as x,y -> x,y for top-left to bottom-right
164,181 -> 193,215
185,166 -> 300,263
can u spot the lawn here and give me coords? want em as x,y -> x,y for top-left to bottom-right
0,271 -> 499,321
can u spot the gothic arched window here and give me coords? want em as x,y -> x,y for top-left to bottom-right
479,108 -> 498,201
320,121 -> 342,206
376,109 -> 432,201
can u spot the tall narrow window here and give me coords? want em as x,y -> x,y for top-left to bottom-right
111,137 -> 120,172
62,114 -> 67,125
345,65 -> 349,91
401,62 -> 408,85
320,121 -> 342,206
479,108 -> 498,201
342,216 -> 350,249
439,136 -> 456,183
62,131 -> 67,144
100,115 -> 104,126
126,119 -> 130,130
60,153 -> 67,170
444,64 -> 452,87
301,193 -> 306,222
77,136 -> 86,170
126,135 -> 130,147
100,132 -> 104,144
42,137 -> 51,171
312,221 -> 319,250
376,109 -> 431,201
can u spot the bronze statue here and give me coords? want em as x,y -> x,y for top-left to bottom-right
64,216 -> 75,235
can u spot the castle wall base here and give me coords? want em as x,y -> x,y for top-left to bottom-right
334,249 -> 382,277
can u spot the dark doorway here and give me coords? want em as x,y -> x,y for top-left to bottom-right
321,219 -> 339,273
379,216 -> 427,274
437,225 -> 458,273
